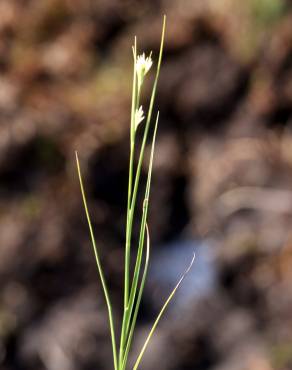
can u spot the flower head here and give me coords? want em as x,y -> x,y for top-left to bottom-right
136,53 -> 152,75
135,53 -> 152,88
134,106 -> 144,131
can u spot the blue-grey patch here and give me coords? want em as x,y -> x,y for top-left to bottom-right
148,239 -> 217,312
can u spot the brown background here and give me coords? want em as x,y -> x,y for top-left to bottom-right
0,1 -> 292,369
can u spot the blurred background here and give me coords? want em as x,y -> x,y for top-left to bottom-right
0,0 -> 292,369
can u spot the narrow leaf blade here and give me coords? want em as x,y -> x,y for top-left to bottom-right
132,251 -> 196,370
75,152 -> 118,370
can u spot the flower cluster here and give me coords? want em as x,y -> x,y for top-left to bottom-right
135,53 -> 152,88
134,106 -> 144,131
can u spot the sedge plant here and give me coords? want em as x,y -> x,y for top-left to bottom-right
75,16 -> 195,370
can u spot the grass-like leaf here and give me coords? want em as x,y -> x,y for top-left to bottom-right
121,223 -> 151,370
119,17 -> 166,367
121,112 -> 159,369
132,251 -> 196,370
75,151 -> 118,370
76,15 -> 195,370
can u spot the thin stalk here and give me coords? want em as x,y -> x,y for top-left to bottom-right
125,37 -> 137,310
127,16 -> 166,255
120,17 -> 166,367
132,251 -> 196,370
121,224 -> 150,370
124,113 -> 159,338
121,38 -> 142,367
121,114 -> 159,370
75,152 -> 118,370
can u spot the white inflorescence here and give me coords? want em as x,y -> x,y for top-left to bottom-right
136,53 -> 152,87
134,106 -> 145,130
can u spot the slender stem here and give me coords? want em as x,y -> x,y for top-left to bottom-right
121,224 -> 150,370
75,152 -> 118,370
125,38 -> 137,311
77,16 -> 168,370
120,38 -> 140,368
120,17 -> 166,369
124,113 -> 159,339
127,15 -> 166,252
121,114 -> 159,370
132,252 -> 196,370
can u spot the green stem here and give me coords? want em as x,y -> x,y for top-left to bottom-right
121,224 -> 150,370
124,113 -> 159,339
128,15 -> 166,247
125,38 -> 137,311
121,113 -> 159,370
120,16 -> 166,369
75,152 -> 118,370
133,251 -> 196,370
